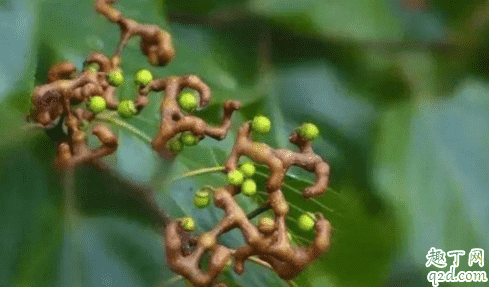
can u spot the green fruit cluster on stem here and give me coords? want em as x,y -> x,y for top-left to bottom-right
239,161 -> 255,177
227,170 -> 244,185
241,179 -> 257,196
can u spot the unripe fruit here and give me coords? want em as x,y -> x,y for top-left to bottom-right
299,123 -> 319,141
134,69 -> 153,86
239,161 -> 255,178
252,115 -> 271,134
107,69 -> 124,87
180,216 -> 195,232
241,179 -> 257,196
85,62 -> 100,73
227,170 -> 244,186
168,139 -> 183,153
88,96 -> 106,113
181,131 -> 198,146
298,212 -> 316,231
117,100 -> 137,118
194,189 -> 211,208
178,91 -> 197,111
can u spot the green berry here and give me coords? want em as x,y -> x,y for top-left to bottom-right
252,115 -> 271,134
88,96 -> 106,113
107,69 -> 124,87
239,161 -> 255,178
178,91 -> 198,111
181,132 -> 198,146
227,170 -> 244,186
134,69 -> 153,86
168,139 -> 183,153
299,123 -> 319,141
180,216 -> 195,232
117,100 -> 137,118
298,212 -> 316,231
194,189 -> 211,208
85,62 -> 100,73
241,179 -> 257,196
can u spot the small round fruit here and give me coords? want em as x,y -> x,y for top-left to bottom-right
298,212 -> 316,231
168,139 -> 183,153
241,179 -> 257,196
117,100 -> 137,118
85,62 -> 100,73
252,115 -> 271,134
227,170 -> 244,186
88,96 -> 106,113
180,216 -> 195,232
107,69 -> 124,87
181,132 -> 198,146
178,91 -> 198,111
194,189 -> 211,208
134,69 -> 153,86
299,123 -> 319,141
239,161 -> 255,178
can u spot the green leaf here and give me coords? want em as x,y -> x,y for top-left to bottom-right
57,216 -> 173,287
0,132 -> 62,286
374,77 -> 489,283
248,0 -> 404,42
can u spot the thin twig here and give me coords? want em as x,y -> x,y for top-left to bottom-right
168,166 -> 225,184
155,275 -> 184,287
95,112 -> 153,144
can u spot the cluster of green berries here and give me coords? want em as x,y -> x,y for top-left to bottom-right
227,161 -> 257,196
87,69 -> 156,117
168,131 -> 200,153
250,115 -> 320,141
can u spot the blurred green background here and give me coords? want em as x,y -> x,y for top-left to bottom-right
1,0 -> 488,286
